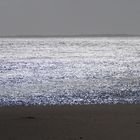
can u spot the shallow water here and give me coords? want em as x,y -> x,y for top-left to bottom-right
0,37 -> 140,105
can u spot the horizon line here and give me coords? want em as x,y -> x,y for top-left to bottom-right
0,34 -> 140,38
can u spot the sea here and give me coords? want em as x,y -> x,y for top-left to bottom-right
0,37 -> 140,105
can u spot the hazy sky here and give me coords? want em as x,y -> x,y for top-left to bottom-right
0,0 -> 140,36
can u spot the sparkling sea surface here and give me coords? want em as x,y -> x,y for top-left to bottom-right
0,37 -> 140,105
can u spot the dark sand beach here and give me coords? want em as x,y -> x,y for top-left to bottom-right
0,105 -> 140,140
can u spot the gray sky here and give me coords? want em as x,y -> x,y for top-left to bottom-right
0,0 -> 140,36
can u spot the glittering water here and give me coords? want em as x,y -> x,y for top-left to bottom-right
0,37 -> 140,105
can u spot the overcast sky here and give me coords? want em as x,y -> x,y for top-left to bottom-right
0,0 -> 140,36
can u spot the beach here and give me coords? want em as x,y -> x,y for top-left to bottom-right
0,38 -> 140,139
0,105 -> 140,140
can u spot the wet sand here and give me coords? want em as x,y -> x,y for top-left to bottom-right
0,105 -> 140,140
